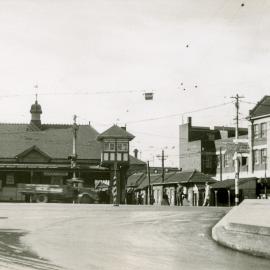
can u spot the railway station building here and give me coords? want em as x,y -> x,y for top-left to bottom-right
0,99 -> 145,202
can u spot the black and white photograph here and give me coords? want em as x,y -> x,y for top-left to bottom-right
0,0 -> 269,269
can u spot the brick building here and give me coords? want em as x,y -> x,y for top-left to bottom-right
179,117 -> 248,175
178,96 -> 270,205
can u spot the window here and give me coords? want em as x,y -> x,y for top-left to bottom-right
254,124 -> 259,139
261,149 -> 267,163
117,153 -> 122,161
241,156 -> 247,166
224,154 -> 229,167
103,153 -> 109,161
104,142 -> 115,151
51,176 -> 63,185
110,153 -> 115,161
204,155 -> 212,169
261,123 -> 267,138
117,142 -> 128,152
254,150 -> 260,164
123,153 -> 128,161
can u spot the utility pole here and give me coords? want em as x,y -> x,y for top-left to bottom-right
219,147 -> 222,181
71,115 -> 79,179
147,161 -> 151,204
231,94 -> 244,206
231,94 -> 244,140
156,150 -> 168,204
156,150 -> 168,183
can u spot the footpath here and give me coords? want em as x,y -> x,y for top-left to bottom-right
212,199 -> 270,259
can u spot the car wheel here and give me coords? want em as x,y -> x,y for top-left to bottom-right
36,194 -> 49,203
79,195 -> 92,204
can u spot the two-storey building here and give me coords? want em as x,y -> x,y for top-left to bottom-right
247,96 -> 270,179
179,116 -> 248,176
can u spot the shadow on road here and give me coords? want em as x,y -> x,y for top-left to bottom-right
0,229 -> 62,270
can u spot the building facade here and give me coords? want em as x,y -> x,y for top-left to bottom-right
0,99 -> 145,203
179,116 -> 248,175
179,96 -> 270,203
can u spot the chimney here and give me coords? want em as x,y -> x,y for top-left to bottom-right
121,126 -> 126,131
133,149 -> 139,159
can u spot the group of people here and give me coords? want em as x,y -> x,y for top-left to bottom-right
161,185 -> 186,206
175,182 -> 210,206
136,182 -> 211,206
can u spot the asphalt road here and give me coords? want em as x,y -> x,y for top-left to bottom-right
0,204 -> 269,270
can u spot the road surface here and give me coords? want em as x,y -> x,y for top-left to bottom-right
0,204 -> 268,270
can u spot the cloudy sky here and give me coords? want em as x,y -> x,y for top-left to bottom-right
0,0 -> 269,167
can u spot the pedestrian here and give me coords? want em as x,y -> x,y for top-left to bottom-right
72,182 -> 79,204
150,194 -> 155,205
138,193 -> 142,205
176,184 -> 183,206
161,192 -> 169,205
193,184 -> 199,206
203,182 -> 210,206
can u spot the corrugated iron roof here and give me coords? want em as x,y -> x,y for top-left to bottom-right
133,170 -> 216,190
97,125 -> 135,140
211,177 -> 257,189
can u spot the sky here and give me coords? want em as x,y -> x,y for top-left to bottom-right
0,0 -> 270,167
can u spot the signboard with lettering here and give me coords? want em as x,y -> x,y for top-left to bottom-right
236,143 -> 250,153
44,171 -> 68,176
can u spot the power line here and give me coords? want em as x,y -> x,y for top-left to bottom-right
127,102 -> 232,125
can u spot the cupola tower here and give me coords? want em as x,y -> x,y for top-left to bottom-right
30,94 -> 42,128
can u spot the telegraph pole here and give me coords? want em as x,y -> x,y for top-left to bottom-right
157,150 -> 167,183
71,115 -> 79,179
231,94 -> 244,139
162,150 -> 165,183
231,94 -> 244,206
147,161 -> 151,204
219,147 -> 222,181
156,150 -> 168,204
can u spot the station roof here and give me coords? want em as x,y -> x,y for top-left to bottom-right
210,177 -> 257,189
0,123 -> 141,166
0,123 -> 101,160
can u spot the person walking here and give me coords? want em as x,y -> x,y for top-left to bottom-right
176,184 -> 183,206
161,191 -> 170,205
193,184 -> 199,206
203,182 -> 210,206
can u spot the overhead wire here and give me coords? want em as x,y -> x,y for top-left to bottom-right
126,101 -> 233,125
